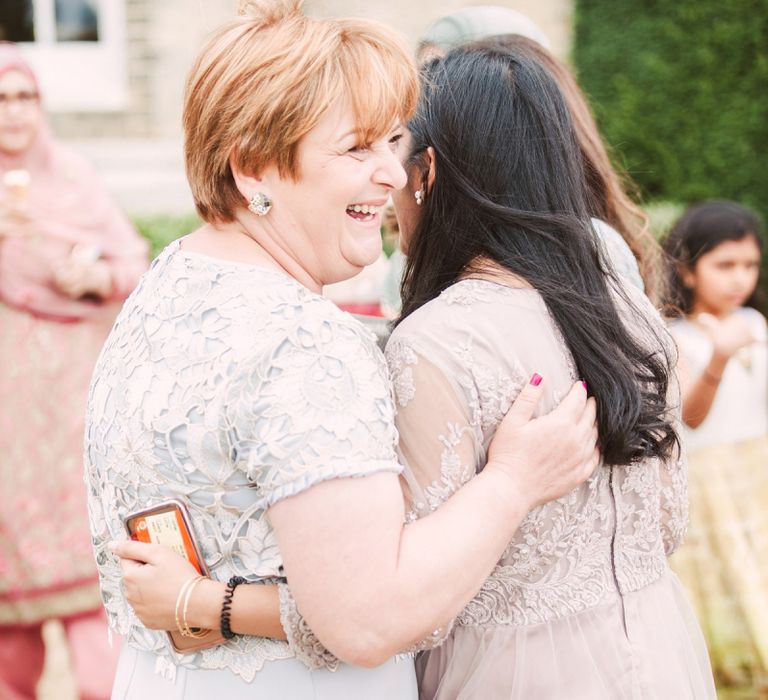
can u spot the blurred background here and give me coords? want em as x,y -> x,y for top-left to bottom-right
1,0 -> 764,277
1,1 -> 764,698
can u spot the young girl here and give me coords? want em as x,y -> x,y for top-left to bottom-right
664,200 -> 768,690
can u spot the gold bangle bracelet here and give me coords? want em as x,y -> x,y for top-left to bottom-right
701,368 -> 722,385
175,575 -> 203,637
182,576 -> 210,639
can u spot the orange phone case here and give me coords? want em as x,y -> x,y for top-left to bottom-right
124,500 -> 226,653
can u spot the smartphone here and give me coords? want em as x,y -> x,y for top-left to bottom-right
124,500 -> 225,653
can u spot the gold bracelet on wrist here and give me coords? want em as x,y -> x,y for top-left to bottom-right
182,575 -> 210,638
174,575 -> 200,637
701,367 -> 722,385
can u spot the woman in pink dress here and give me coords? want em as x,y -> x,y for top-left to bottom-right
0,44 -> 148,700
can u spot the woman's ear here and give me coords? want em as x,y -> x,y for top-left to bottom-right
229,152 -> 271,206
425,146 -> 436,194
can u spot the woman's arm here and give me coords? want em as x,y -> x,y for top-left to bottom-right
115,376 -> 596,664
115,317 -> 596,667
268,375 -> 596,667
115,544 -> 286,639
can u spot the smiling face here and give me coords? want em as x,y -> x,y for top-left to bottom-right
256,100 -> 408,286
0,69 -> 41,155
683,235 -> 762,317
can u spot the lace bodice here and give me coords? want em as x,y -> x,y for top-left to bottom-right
391,280 -> 684,628
84,241 -> 402,681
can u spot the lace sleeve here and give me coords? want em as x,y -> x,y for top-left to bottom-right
275,336 -> 478,662
278,583 -> 340,671
386,337 -> 482,520
229,313 -> 402,508
387,336 -> 482,650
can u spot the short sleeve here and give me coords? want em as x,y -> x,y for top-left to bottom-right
228,312 -> 402,508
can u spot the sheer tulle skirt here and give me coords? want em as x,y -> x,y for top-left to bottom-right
417,572 -> 715,699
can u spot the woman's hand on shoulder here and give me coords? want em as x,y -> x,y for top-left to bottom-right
486,377 -> 599,511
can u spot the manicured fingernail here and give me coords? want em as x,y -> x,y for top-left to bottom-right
530,373 -> 543,386
581,381 -> 587,390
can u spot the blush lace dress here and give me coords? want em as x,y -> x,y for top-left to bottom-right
282,278 -> 716,699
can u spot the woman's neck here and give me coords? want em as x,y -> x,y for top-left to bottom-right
181,219 -> 322,293
461,256 -> 532,289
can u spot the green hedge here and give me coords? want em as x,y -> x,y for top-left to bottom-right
132,213 -> 201,259
573,0 -> 768,220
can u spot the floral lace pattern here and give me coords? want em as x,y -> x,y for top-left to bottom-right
270,278 -> 687,667
388,279 -> 686,628
84,242 -> 401,680
278,584 -> 341,671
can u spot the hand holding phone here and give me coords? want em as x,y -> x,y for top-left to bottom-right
121,500 -> 226,653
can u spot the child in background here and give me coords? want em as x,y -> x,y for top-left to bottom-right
664,200 -> 768,690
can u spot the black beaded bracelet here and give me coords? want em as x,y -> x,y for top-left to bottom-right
220,576 -> 248,640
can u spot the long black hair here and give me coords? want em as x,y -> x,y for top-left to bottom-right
663,200 -> 765,316
398,45 -> 677,466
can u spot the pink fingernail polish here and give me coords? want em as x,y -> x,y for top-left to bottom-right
581,381 -> 587,390
530,373 -> 543,386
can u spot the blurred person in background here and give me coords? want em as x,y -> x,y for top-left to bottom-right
0,43 -> 148,700
664,200 -> 767,690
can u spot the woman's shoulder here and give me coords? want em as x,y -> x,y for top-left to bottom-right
394,279 -> 542,337
387,279 -> 552,382
591,217 -> 644,292
132,244 -> 382,353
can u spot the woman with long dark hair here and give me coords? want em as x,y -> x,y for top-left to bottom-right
384,42 -> 713,699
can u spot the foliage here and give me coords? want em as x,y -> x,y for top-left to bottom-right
131,213 -> 201,259
573,0 -> 768,220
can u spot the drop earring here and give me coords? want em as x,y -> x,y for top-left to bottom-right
414,189 -> 424,206
248,192 -> 272,216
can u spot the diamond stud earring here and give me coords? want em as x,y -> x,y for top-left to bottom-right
248,192 -> 272,216
414,189 -> 424,206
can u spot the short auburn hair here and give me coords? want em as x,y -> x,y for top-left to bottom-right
184,0 -> 418,223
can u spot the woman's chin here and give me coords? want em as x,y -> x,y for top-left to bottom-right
343,236 -> 383,270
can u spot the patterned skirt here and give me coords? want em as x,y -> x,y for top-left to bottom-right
0,301 -> 115,625
671,435 -> 768,689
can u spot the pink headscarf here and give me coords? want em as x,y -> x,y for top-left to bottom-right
0,43 -> 148,322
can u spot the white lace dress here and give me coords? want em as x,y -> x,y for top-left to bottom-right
84,240 -> 417,699
283,278 -> 716,699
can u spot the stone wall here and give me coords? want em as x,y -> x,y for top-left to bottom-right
49,0 -> 572,140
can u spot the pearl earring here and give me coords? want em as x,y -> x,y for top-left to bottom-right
248,192 -> 272,216
414,189 -> 424,206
